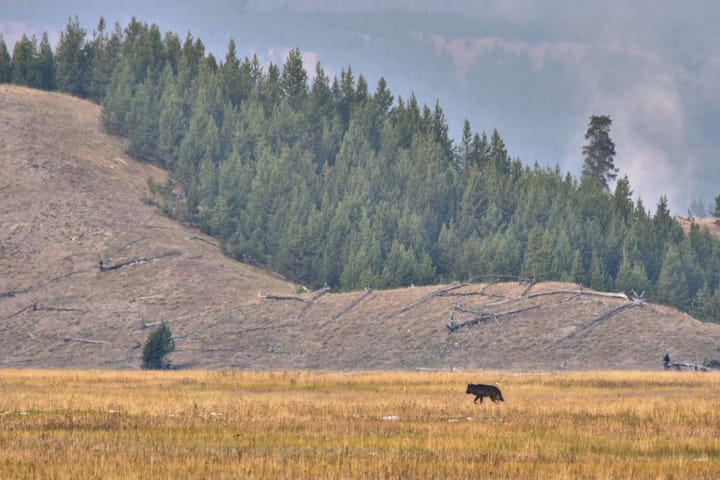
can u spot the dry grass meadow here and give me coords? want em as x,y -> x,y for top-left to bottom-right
1,369 -> 719,479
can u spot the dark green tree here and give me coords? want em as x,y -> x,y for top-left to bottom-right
101,58 -> 134,136
221,38 -> 243,106
11,34 -> 37,86
713,193 -> 720,225
35,33 -> 55,90
142,322 -> 175,369
656,244 -> 689,311
126,78 -> 159,162
582,115 -> 617,189
55,16 -> 88,96
280,47 -> 308,110
86,18 -> 123,102
690,283 -> 714,322
0,35 -> 11,83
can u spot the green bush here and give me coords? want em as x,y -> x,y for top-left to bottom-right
142,322 -> 175,369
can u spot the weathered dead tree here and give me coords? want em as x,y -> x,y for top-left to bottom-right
32,304 -> 87,314
321,288 -> 373,327
310,285 -> 331,299
557,296 -> 645,344
6,305 -> 33,319
64,337 -> 111,345
296,285 -> 331,321
0,287 -> 31,301
189,235 -> 219,247
130,295 -> 163,302
468,274 -> 535,284
520,277 -> 536,296
394,283 -> 467,315
237,322 -> 297,334
2,269 -> 91,302
436,289 -> 505,298
99,250 -> 181,272
140,309 -> 208,329
261,294 -> 308,303
666,361 -> 714,372
447,304 -> 545,332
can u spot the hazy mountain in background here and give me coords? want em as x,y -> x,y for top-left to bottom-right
2,0 -> 719,212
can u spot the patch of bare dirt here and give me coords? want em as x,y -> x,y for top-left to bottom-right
2,85 -> 720,371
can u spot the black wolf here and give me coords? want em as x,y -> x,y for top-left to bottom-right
466,383 -> 504,404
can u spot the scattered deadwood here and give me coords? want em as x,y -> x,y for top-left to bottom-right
448,286 -> 633,334
447,304 -> 545,332
64,337 -> 111,345
395,283 -> 467,315
321,288 -> 373,327
99,250 -> 181,272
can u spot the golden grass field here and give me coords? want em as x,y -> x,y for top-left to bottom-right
1,370 -> 719,479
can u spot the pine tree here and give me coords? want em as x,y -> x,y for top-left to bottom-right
87,18 -> 123,102
581,115 -> 617,189
279,48 -> 308,110
142,322 -> 175,369
101,59 -> 134,136
0,35 -> 11,83
690,283 -> 713,321
126,79 -> 159,162
656,244 -> 690,311
713,193 -> 720,225
55,16 -> 88,96
221,38 -> 243,106
35,33 -> 55,90
11,34 -> 37,86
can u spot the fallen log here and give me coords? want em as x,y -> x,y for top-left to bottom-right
321,288 -> 373,327
32,304 -> 87,314
666,361 -> 714,372
64,337 -> 112,345
261,294 -> 308,303
310,285 -> 331,300
99,250 -> 181,272
395,283 -> 467,315
447,304 -> 544,333
237,322 -> 297,334
556,299 -> 644,344
295,286 -> 332,321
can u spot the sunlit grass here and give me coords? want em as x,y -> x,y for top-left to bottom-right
1,370 -> 719,478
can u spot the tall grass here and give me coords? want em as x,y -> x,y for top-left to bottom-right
0,370 -> 718,478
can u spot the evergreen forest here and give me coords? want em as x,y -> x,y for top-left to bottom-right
3,16 -> 720,322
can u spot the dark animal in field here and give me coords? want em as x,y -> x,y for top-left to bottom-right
466,383 -> 504,404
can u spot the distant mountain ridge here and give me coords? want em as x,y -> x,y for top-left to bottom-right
2,84 -> 720,371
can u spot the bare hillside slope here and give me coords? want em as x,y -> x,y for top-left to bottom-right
2,85 -> 719,370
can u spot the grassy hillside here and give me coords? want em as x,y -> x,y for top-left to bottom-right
2,84 -> 720,370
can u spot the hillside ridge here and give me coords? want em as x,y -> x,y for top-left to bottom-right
2,85 -> 719,370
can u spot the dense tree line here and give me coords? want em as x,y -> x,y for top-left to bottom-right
4,17 -> 720,322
